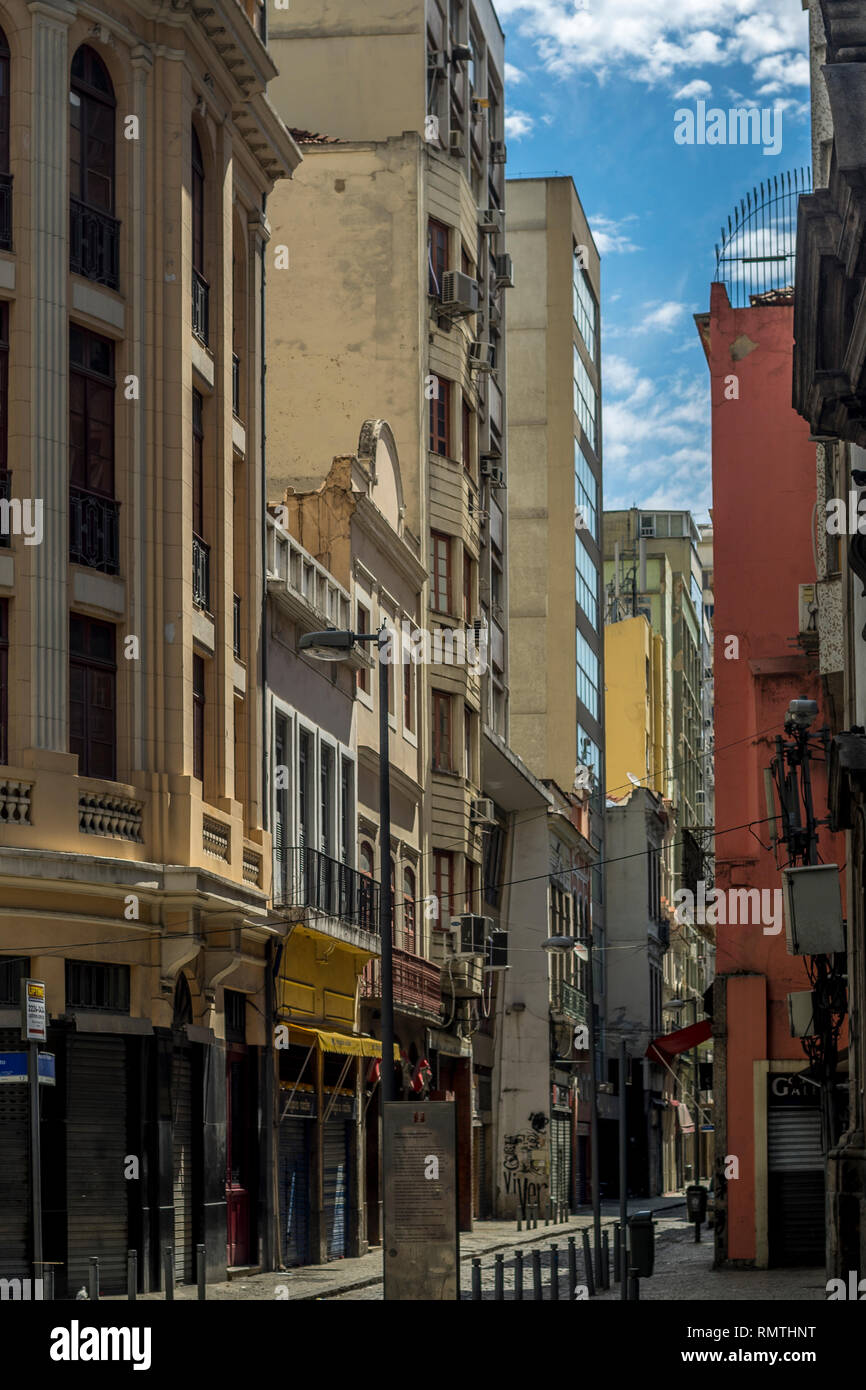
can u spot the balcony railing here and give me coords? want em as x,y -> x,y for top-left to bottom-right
0,173 -> 12,251
551,978 -> 587,1025
232,353 -> 241,416
70,197 -> 120,290
276,846 -> 379,934
192,268 -> 209,345
360,947 -> 442,1018
233,593 -> 242,657
0,471 -> 9,548
193,534 -> 210,611
69,486 -> 120,574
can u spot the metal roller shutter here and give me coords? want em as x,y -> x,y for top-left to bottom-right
768,1107 -> 824,1266
67,1036 -> 128,1294
323,1121 -> 350,1260
550,1115 -> 571,1215
0,1031 -> 29,1279
279,1119 -> 310,1266
172,1050 -> 194,1283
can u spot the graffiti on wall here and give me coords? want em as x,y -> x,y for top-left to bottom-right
502,1123 -> 550,1213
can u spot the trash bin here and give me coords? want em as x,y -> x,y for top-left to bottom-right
686,1184 -> 708,1223
628,1210 -> 655,1277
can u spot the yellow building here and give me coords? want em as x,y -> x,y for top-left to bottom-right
604,615 -> 667,801
0,0 -> 297,1294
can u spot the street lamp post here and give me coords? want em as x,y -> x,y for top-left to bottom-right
299,626 -> 395,1101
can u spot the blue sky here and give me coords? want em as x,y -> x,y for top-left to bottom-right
497,0 -> 812,521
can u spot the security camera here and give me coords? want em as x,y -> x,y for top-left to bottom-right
786,697 -> 818,731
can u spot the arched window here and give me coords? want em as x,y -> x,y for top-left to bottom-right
173,972 -> 193,1028
70,45 -> 118,287
191,126 -> 208,342
403,868 -> 416,955
358,840 -> 375,933
359,841 -> 374,878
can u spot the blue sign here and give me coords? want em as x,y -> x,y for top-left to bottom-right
0,1051 -> 55,1085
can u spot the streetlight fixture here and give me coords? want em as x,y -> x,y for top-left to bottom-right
299,626 -> 396,1103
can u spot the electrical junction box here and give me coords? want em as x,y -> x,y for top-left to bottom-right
787,990 -> 817,1037
781,864 -> 844,956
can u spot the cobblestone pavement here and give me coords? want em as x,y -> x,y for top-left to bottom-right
101,1197 -> 684,1302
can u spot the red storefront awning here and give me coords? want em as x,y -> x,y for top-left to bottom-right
646,1019 -> 711,1063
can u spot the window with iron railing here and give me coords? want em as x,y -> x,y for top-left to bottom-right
69,613 -> 116,780
191,127 -> 209,344
70,45 -> 119,289
233,593 -> 242,657
70,325 -> 119,574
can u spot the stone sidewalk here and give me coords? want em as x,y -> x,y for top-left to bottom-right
103,1195 -> 686,1302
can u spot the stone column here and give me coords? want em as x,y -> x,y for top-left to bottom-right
27,0 -> 74,753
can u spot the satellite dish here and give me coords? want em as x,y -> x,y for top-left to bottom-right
626,772 -> 642,787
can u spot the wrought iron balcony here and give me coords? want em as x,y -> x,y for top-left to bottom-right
69,486 -> 120,574
232,353 -> 241,417
360,947 -> 442,1019
192,268 -> 209,345
550,978 -> 587,1025
192,534 -> 210,611
70,197 -> 120,290
233,593 -> 241,657
0,173 -> 12,251
276,845 -> 379,935
0,471 -> 9,548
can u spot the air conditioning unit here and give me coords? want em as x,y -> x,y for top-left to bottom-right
487,467 -> 506,489
487,930 -> 509,970
471,796 -> 496,824
427,50 -> 448,76
494,253 -> 514,288
441,269 -> 478,315
477,207 -> 503,234
788,990 -> 817,1038
782,864 -> 845,955
490,140 -> 507,164
488,301 -> 502,327
469,341 -> 495,372
449,129 -> 465,158
457,913 -> 490,954
451,42 -> 472,62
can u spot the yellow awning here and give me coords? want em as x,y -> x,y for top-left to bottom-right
288,1024 -> 399,1060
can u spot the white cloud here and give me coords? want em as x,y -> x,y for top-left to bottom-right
601,362 -> 710,513
496,0 -> 809,94
504,62 -> 526,84
504,110 -> 535,139
639,300 -> 690,333
674,79 -> 712,99
588,213 -> 641,255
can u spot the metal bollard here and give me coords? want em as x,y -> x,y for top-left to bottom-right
550,1243 -> 559,1301
127,1250 -> 137,1302
628,1265 -> 640,1301
601,1230 -> 610,1290
514,1249 -> 524,1301
614,1223 -> 621,1283
88,1257 -> 99,1303
494,1253 -> 504,1301
532,1248 -> 543,1301
567,1236 -> 577,1299
163,1246 -> 174,1301
196,1244 -> 206,1301
471,1256 -> 482,1300
581,1229 -> 596,1297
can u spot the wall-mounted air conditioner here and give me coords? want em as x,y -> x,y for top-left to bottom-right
469,341 -> 495,372
427,50 -> 448,76
449,129 -> 465,158
471,797 -> 496,824
441,270 -> 478,315
494,253 -> 514,288
477,207 -> 503,234
490,140 -> 507,164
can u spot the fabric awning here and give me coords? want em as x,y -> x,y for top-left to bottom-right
288,1024 -> 400,1060
646,1019 -> 712,1063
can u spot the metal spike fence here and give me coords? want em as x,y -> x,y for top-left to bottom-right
714,167 -> 811,308
464,1224 -> 639,1301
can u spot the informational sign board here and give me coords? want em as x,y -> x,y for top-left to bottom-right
383,1101 -> 458,1301
0,1052 -> 55,1085
22,979 -> 47,1042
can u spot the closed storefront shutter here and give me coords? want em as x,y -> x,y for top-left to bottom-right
550,1114 -> 571,1215
0,1031 -> 29,1279
767,1103 -> 824,1266
323,1120 -> 350,1260
67,1036 -> 128,1294
172,1049 -> 194,1283
279,1118 -> 310,1266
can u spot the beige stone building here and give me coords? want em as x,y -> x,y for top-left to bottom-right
0,0 -> 297,1293
263,0 -> 510,1227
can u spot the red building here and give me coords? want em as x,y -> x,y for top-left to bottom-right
697,280 -> 845,1268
